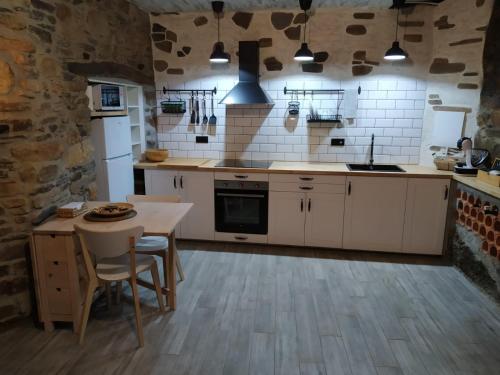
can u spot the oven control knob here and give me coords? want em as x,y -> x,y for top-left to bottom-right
239,182 -> 244,188
224,183 -> 228,187
255,183 -> 260,188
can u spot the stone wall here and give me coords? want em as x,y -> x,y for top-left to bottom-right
448,182 -> 500,303
476,0 -> 500,159
420,0 -> 495,165
0,0 -> 153,322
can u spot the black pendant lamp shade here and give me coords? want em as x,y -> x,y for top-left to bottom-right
294,0 -> 314,62
294,43 -> 314,61
384,41 -> 407,60
384,1 -> 408,61
210,1 -> 229,63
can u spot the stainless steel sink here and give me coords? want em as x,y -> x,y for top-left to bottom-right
346,163 -> 406,172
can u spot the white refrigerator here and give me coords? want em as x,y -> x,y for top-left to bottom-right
90,116 -> 134,202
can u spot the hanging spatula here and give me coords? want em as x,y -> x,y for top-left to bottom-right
189,92 -> 196,124
208,94 -> 217,125
202,93 -> 208,125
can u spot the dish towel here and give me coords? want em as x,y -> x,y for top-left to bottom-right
343,89 -> 358,119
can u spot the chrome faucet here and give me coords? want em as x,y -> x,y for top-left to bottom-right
369,133 -> 375,168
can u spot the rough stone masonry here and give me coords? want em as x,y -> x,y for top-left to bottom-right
0,0 -> 154,322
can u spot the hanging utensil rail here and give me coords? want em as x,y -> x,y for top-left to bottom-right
160,86 -> 217,96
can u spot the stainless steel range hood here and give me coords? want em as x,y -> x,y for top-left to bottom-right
220,41 -> 273,105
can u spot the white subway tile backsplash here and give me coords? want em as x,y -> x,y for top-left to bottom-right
155,78 -> 426,165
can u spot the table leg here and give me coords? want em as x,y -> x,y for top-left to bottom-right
168,231 -> 177,310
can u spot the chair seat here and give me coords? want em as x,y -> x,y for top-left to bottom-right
96,254 -> 156,281
136,236 -> 168,252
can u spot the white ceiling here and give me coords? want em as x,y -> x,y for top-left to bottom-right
129,0 -> 395,13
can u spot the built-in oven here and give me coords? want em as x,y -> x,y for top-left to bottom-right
214,180 -> 268,235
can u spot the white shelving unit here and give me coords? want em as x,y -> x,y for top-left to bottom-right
88,78 -> 146,162
126,86 -> 146,162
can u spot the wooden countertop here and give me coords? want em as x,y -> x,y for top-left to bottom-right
135,158 -> 453,178
453,174 -> 500,199
134,158 -> 209,170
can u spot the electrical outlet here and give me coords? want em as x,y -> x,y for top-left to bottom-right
331,138 -> 345,146
196,136 -> 209,143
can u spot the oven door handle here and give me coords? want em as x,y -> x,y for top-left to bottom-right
216,193 -> 266,198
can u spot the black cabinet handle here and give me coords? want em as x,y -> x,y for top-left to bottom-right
348,181 -> 351,195
444,185 -> 448,200
300,199 -> 304,212
180,176 -> 184,189
308,198 -> 311,212
299,186 -> 313,190
299,177 -> 314,181
234,175 -> 248,179
53,261 -> 59,265
173,176 -> 177,189
234,236 -> 248,241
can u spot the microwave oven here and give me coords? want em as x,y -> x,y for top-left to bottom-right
91,84 -> 126,111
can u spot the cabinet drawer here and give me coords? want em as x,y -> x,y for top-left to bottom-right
47,287 -> 72,315
270,182 -> 345,194
215,232 -> 268,244
270,174 -> 346,185
35,235 -> 69,262
45,260 -> 69,287
214,172 -> 268,181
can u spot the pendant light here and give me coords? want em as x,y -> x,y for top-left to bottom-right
294,0 -> 314,62
210,1 -> 229,63
384,2 -> 408,61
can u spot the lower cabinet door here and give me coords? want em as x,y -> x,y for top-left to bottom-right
343,176 -> 408,252
179,171 -> 215,240
268,191 -> 306,246
305,192 -> 345,248
145,169 -> 179,196
403,178 -> 450,254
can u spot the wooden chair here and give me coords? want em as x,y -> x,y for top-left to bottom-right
126,195 -> 185,303
75,224 -> 164,347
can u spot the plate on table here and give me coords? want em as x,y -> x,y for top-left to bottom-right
91,203 -> 134,218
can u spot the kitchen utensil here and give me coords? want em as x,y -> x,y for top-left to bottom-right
202,93 -> 208,124
190,93 -> 196,124
288,101 -> 300,115
209,95 -> 217,125
195,94 -> 200,124
145,148 -> 168,162
471,148 -> 490,168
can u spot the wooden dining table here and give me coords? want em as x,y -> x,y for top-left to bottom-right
31,201 -> 192,331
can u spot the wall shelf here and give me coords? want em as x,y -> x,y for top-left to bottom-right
283,86 -> 361,95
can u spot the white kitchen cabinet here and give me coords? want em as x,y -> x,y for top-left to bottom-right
145,169 -> 178,196
144,169 -> 214,240
305,192 -> 344,248
268,175 -> 345,248
268,191 -> 306,246
343,176 -> 408,252
403,178 -> 450,255
179,171 -> 214,240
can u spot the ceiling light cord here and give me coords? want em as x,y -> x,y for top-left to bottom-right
303,10 -> 307,43
395,6 -> 400,41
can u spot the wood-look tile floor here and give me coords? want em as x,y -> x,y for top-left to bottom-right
2,241 -> 500,375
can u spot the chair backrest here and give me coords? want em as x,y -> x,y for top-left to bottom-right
127,194 -> 181,204
74,224 -> 144,259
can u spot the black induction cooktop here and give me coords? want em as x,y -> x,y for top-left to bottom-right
215,159 -> 272,169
